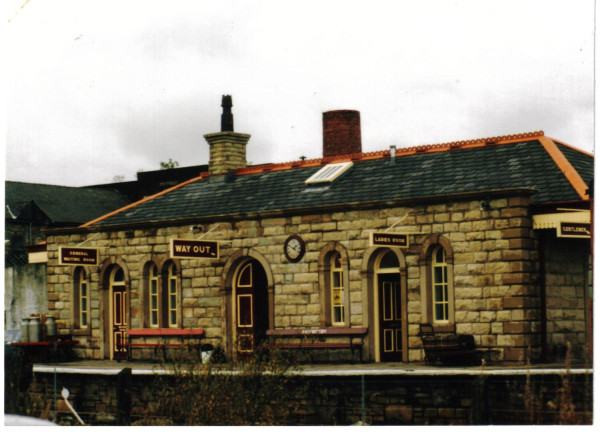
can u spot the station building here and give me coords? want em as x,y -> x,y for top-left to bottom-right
43,97 -> 593,364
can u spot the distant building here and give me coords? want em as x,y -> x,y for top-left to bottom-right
44,97 -> 593,364
4,182 -> 131,332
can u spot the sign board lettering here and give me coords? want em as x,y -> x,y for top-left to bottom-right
370,232 -> 409,248
170,239 -> 220,259
59,247 -> 99,266
557,222 -> 591,239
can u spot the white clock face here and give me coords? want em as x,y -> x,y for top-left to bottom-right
286,239 -> 301,258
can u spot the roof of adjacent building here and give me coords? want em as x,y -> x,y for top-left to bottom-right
5,181 -> 132,225
83,132 -> 592,228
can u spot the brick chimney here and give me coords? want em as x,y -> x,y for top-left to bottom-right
323,110 -> 362,158
204,95 -> 250,176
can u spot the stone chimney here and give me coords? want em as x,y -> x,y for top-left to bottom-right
323,110 -> 362,158
204,95 -> 250,176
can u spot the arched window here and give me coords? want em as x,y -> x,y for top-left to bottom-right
318,243 -> 350,327
148,263 -> 159,328
73,266 -> 89,329
419,235 -> 455,330
331,253 -> 345,325
432,246 -> 449,323
167,262 -> 178,328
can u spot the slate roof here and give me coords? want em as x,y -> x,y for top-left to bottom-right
5,181 -> 131,225
557,143 -> 594,187
90,138 -> 592,228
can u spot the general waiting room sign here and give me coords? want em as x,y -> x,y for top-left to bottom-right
170,239 -> 220,259
58,247 -> 99,266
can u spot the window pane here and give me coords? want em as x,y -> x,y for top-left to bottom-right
443,266 -> 448,283
81,313 -> 87,327
435,247 -> 445,264
435,303 -> 445,321
333,306 -> 344,323
238,264 -> 252,286
151,311 -> 158,326
380,251 -> 400,268
435,285 -> 445,302
81,283 -> 87,297
151,296 -> 157,309
151,280 -> 157,294
170,295 -> 176,309
170,279 -> 176,294
434,267 -> 444,284
332,254 -> 342,268
170,311 -> 177,326
113,268 -> 124,282
333,271 -> 341,288
81,298 -> 87,311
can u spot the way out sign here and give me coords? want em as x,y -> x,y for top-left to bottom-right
59,247 -> 99,266
370,232 -> 409,248
170,239 -> 220,259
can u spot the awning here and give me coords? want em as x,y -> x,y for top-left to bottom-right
533,210 -> 591,238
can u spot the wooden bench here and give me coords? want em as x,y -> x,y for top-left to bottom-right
118,328 -> 205,362
419,324 -> 489,366
266,327 -> 368,363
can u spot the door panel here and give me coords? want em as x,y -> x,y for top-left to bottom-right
378,273 -> 403,362
112,285 -> 127,360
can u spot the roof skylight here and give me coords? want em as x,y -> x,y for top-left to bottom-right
305,161 -> 353,185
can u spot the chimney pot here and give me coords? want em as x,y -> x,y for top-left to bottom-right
322,110 -> 362,158
221,95 -> 234,132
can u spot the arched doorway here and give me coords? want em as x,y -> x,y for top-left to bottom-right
375,250 -> 405,362
109,265 -> 127,361
233,259 -> 269,354
362,247 -> 408,363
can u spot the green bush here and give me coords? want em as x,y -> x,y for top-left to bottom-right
143,344 -> 306,426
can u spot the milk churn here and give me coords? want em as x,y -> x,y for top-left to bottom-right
28,316 -> 42,342
45,315 -> 57,338
20,318 -> 30,342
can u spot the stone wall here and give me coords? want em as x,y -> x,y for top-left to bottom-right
28,370 -> 593,425
543,236 -> 590,359
43,192 -> 587,363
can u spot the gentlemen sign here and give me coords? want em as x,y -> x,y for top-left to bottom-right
370,232 -> 409,248
558,222 -> 591,239
58,247 -> 99,266
170,239 -> 220,259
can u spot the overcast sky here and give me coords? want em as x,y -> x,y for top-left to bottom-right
5,0 -> 595,187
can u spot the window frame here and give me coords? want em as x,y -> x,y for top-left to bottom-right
419,235 -> 455,332
330,253 -> 346,326
148,263 -> 159,328
432,245 -> 450,323
71,266 -> 91,334
318,242 -> 350,327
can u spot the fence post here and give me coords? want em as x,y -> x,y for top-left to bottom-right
472,375 -> 488,425
116,368 -> 132,425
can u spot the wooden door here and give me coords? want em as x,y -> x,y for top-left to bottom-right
236,260 -> 268,354
378,273 -> 403,362
112,285 -> 128,360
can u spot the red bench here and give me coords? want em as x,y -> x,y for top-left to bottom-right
118,328 -> 205,362
266,328 -> 367,363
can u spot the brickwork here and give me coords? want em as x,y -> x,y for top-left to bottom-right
41,191 -> 586,364
322,110 -> 362,157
